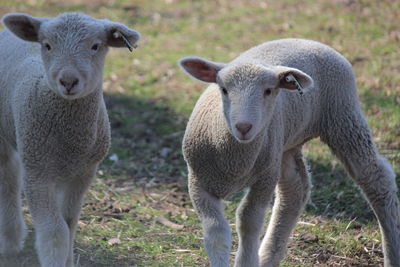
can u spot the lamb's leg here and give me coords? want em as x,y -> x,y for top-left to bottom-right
322,114 -> 400,267
258,148 -> 311,267
234,178 -> 277,267
24,171 -> 69,267
0,139 -> 26,254
61,166 -> 96,267
188,174 -> 231,267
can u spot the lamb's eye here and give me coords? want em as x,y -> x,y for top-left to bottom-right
44,43 -> 51,51
264,88 -> 272,97
221,87 -> 228,95
91,43 -> 99,51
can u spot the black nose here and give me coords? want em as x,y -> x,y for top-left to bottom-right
235,122 -> 252,135
59,77 -> 79,93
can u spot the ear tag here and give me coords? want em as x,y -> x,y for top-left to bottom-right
285,74 -> 304,96
113,31 -> 137,52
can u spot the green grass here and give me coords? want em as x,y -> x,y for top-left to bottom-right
0,0 -> 399,266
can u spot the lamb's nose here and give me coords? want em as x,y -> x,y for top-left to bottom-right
235,122 -> 252,135
59,77 -> 79,93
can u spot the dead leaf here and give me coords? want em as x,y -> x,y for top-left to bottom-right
155,216 -> 184,230
107,237 -> 121,246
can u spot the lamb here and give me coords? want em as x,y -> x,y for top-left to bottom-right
0,12 -> 140,267
179,38 -> 399,267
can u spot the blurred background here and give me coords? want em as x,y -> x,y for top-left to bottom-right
0,0 -> 399,266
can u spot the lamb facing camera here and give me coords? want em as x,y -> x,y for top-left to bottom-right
179,38 -> 399,267
0,12 -> 140,267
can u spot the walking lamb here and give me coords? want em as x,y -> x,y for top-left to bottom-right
179,38 -> 399,267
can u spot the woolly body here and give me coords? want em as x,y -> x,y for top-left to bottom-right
181,39 -> 399,267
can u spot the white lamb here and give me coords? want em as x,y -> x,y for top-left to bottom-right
0,12 -> 140,267
179,38 -> 399,267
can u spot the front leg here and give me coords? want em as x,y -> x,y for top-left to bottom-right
188,175 -> 231,267
259,148 -> 311,266
24,173 -> 69,267
234,176 -> 278,267
60,166 -> 97,267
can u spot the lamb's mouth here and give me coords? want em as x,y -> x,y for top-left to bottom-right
235,134 -> 253,143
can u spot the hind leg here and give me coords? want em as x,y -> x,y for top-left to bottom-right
258,147 -> 311,267
322,113 -> 400,267
0,139 -> 26,254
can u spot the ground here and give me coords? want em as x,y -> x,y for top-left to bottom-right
0,0 -> 399,266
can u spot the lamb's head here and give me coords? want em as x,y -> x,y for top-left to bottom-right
2,12 -> 140,100
180,56 -> 313,143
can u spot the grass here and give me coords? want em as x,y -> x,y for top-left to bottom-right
0,0 -> 399,266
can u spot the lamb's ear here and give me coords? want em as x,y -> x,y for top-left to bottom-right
102,20 -> 141,51
179,56 -> 226,83
276,66 -> 314,91
2,13 -> 45,42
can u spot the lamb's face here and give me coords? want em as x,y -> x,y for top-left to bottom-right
217,64 -> 280,143
3,12 -> 140,100
38,15 -> 108,100
179,56 -> 314,143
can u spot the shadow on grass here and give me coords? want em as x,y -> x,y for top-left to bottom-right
306,158 -> 375,223
74,240 -> 140,267
101,92 -> 188,187
305,154 -> 400,224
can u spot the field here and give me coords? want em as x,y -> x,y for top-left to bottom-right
0,0 -> 399,266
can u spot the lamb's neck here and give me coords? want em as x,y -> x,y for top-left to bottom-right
44,88 -> 104,125
18,86 -> 107,150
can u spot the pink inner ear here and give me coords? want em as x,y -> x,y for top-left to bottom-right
197,69 -> 215,81
184,61 -> 216,82
6,16 -> 39,42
